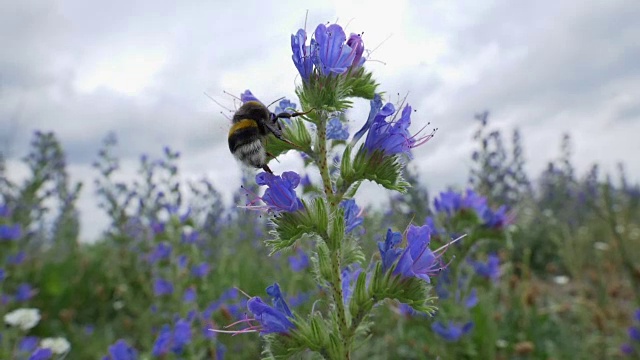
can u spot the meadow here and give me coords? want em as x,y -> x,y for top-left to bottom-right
1,110 -> 638,359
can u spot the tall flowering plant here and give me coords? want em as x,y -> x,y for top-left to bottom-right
215,22 -> 441,359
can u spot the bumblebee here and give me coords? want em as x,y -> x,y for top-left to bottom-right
228,101 -> 311,174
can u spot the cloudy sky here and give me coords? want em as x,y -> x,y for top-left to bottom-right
1,0 -> 639,241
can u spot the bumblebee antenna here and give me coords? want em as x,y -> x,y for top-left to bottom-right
267,97 -> 286,108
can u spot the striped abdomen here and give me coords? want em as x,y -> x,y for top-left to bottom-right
228,119 -> 266,168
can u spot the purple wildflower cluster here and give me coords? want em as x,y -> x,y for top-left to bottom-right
212,283 -> 296,336
378,225 -> 448,282
434,189 -> 510,229
621,309 -> 640,356
291,23 -> 366,82
246,171 -> 304,213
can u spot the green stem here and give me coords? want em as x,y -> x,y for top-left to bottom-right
316,117 -> 336,206
315,111 -> 350,358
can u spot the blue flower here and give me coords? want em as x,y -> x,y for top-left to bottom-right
291,29 -> 314,82
15,283 -> 35,302
152,325 -> 172,356
172,319 -> 191,354
28,348 -> 53,360
153,278 -> 174,296
7,251 -> 26,265
0,224 -> 22,241
255,171 -> 304,212
469,253 -> 501,282
327,117 -> 349,140
431,321 -> 474,342
313,24 -> 365,76
247,296 -> 295,335
183,287 -> 197,302
394,225 -> 444,283
341,264 -> 362,304
240,90 -> 261,104
341,199 -> 363,233
191,263 -> 210,278
275,98 -> 297,115
352,94 -> 383,145
147,242 -> 172,263
288,249 -> 309,272
0,268 -> 4,282
107,339 -> 138,360
0,204 -> 10,217
363,103 -> 431,157
266,283 -> 293,318
464,288 -> 478,308
433,190 -> 463,216
378,228 -> 403,272
477,204 -> 509,229
19,336 -> 39,352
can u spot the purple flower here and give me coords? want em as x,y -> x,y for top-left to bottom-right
183,287 -> 197,302
352,94 -> 383,145
19,336 -> 39,352
29,348 -> 53,360
434,190 -> 464,216
216,343 -> 227,359
152,325 -> 172,356
153,278 -> 174,296
378,228 -> 403,272
0,204 -> 10,217
266,283 -> 293,318
288,249 -> 309,272
247,296 -> 295,335
464,288 -> 478,308
178,255 -> 188,269
150,222 -> 165,235
240,90 -> 261,104
108,339 -> 138,360
341,199 -> 363,233
477,204 -> 509,229
621,343 -> 634,355
341,265 -> 362,304
291,29 -> 314,82
191,263 -> 210,278
363,103 -> 431,157
0,224 -> 22,241
8,251 -> 26,265
629,327 -> 640,342
0,268 -> 5,282
255,171 -> 304,212
16,283 -> 35,302
469,254 -> 501,282
394,225 -> 445,283
181,231 -> 199,244
313,24 -> 365,75
431,321 -> 474,342
275,99 -> 297,115
147,242 -> 172,263
327,117 -> 349,140
424,217 -> 441,237
172,319 -> 191,354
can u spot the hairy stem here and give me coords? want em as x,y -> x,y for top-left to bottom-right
315,111 -> 350,358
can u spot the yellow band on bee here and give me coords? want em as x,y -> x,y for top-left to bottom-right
229,119 -> 258,137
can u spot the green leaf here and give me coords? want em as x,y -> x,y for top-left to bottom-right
266,198 -> 329,254
341,145 -> 410,193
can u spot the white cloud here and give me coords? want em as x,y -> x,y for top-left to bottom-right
1,0 -> 639,241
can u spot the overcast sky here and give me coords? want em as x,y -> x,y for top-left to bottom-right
1,0 -> 639,241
